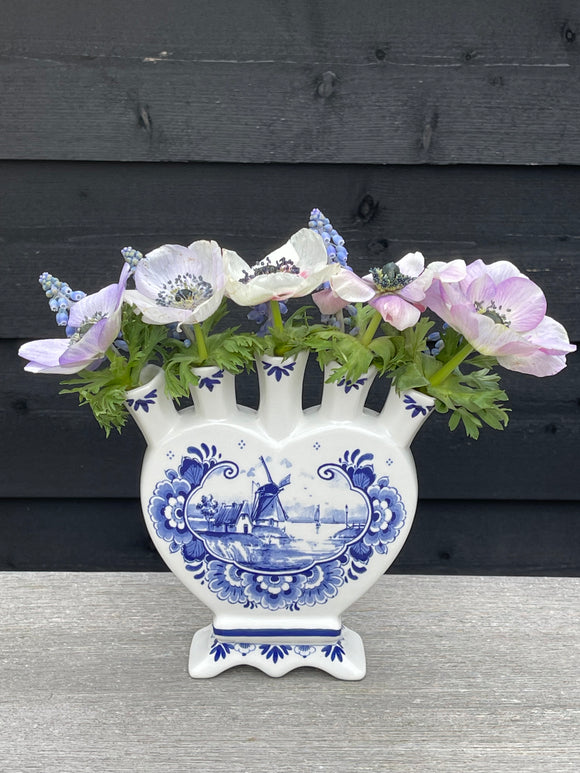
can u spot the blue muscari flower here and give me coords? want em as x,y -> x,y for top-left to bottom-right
247,303 -> 269,324
308,208 -> 359,331
320,313 -> 341,329
308,208 -> 349,268
121,246 -> 144,273
248,301 -> 288,336
114,336 -> 130,353
424,330 -> 445,356
38,272 -> 86,330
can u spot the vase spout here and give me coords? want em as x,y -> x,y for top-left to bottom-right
190,366 -> 238,420
125,365 -> 178,446
318,363 -> 377,421
380,386 -> 435,447
256,352 -> 308,440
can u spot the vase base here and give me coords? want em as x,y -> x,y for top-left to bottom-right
188,625 -> 366,680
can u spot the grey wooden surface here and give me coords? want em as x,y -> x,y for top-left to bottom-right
1,573 -> 578,772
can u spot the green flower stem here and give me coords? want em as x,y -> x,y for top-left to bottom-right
429,342 -> 474,387
360,309 -> 383,347
269,300 -> 284,333
269,300 -> 286,356
192,323 -> 209,363
182,324 -> 209,363
105,347 -> 118,364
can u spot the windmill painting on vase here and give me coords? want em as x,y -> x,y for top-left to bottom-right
185,453 -> 370,572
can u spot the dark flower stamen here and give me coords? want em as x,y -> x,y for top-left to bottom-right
68,311 -> 106,344
370,262 -> 415,292
239,255 -> 300,284
473,299 -> 512,327
156,273 -> 213,309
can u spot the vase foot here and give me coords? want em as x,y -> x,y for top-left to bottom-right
188,625 -> 366,680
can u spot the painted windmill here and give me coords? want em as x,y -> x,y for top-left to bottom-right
251,456 -> 291,529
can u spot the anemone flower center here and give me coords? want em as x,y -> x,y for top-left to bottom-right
239,255 -> 300,284
156,273 -> 214,309
68,311 -> 106,344
370,262 -> 415,292
473,299 -> 512,327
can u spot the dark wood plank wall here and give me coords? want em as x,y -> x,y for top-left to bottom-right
1,1 -> 579,573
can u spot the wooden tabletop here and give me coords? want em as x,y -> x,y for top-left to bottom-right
1,573 -> 578,772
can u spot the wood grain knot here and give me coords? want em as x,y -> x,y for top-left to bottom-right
562,22 -> 577,44
12,399 -> 28,415
367,238 -> 389,255
462,49 -> 478,62
357,194 -> 379,223
489,75 -> 505,88
316,71 -> 337,98
138,105 -> 153,133
421,110 -> 439,152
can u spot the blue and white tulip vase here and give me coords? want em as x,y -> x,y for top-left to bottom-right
126,353 -> 434,680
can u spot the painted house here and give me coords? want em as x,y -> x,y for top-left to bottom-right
210,502 -> 253,535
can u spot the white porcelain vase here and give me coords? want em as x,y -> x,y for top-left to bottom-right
126,354 -> 434,680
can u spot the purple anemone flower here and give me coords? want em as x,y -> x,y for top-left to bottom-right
18,264 -> 130,374
424,259 -> 576,376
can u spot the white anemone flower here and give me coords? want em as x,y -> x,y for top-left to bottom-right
124,241 -> 225,326
223,229 -> 339,306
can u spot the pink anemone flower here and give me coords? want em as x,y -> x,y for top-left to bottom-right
424,259 -> 576,376
18,264 -> 130,374
314,253 -> 465,331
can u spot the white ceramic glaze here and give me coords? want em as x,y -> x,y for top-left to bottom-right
126,356 -> 435,680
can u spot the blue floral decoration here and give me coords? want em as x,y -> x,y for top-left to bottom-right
148,475 -> 194,553
403,394 -> 431,418
337,376 -> 367,394
210,640 -> 233,661
147,444 -> 406,612
208,638 -> 347,665
259,644 -> 292,663
294,644 -> 316,658
322,641 -> 345,662
198,370 -> 224,392
126,388 -> 157,412
262,360 -> 296,381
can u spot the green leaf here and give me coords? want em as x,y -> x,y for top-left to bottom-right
391,363 -> 430,392
368,336 -> 396,374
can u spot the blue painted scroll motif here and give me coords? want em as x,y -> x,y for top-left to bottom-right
148,445 -> 406,612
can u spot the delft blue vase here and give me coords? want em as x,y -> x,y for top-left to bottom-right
126,354 -> 434,680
